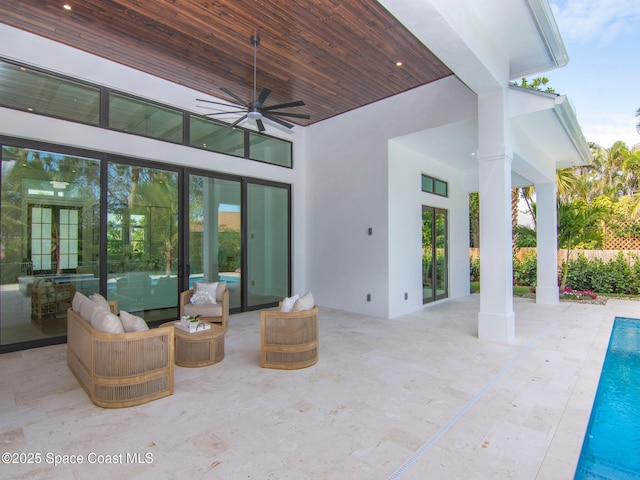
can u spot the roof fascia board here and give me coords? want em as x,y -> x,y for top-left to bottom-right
552,95 -> 592,166
509,85 -> 557,116
509,86 -> 591,167
518,0 -> 569,77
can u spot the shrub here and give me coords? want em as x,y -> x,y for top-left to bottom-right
562,251 -> 639,295
475,251 -> 640,295
513,251 -> 537,286
563,254 -> 593,291
470,256 -> 480,281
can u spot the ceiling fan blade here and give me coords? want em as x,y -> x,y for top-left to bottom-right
196,98 -> 239,107
256,119 -> 266,132
230,114 -> 248,128
262,100 -> 306,111
263,113 -> 294,129
266,111 -> 311,119
202,109 -> 249,116
220,87 -> 249,107
256,87 -> 271,106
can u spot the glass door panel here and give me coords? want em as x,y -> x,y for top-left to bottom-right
423,206 -> 448,303
246,182 -> 290,308
435,209 -> 448,299
1,145 -> 100,346
187,175 -> 241,310
106,162 -> 179,321
422,208 -> 434,302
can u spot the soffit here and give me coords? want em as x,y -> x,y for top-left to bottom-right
0,0 -> 453,127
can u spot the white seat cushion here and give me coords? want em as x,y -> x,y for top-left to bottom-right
183,303 -> 223,318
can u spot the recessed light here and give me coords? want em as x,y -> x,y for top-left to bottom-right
396,61 -> 403,67
63,4 -> 72,11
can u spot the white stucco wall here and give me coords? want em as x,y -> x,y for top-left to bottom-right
387,141 -> 474,319
305,76 -> 477,318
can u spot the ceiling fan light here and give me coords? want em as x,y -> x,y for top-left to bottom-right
248,110 -> 262,120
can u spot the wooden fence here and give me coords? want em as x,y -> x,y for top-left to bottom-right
469,248 -> 640,266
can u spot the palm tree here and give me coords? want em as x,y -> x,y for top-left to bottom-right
557,200 -> 607,290
623,146 -> 640,218
556,168 -> 579,203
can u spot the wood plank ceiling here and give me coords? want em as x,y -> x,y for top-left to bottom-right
0,0 -> 452,127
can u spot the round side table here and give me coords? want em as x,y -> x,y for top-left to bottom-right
161,321 -> 225,367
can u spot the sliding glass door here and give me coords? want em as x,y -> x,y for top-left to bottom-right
1,141 -> 291,351
423,206 -> 448,303
187,175 -> 242,310
1,145 -> 101,345
186,175 -> 290,312
106,161 -> 179,320
246,182 -> 291,308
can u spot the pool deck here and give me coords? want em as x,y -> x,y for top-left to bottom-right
1,295 -> 638,479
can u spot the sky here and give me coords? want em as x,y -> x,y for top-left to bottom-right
544,0 -> 640,149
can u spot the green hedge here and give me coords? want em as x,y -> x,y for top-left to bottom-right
470,251 -> 640,294
564,252 -> 640,294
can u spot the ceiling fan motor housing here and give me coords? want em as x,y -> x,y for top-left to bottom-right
248,108 -> 262,120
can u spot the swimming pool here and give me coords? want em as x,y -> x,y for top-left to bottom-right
574,317 -> 640,479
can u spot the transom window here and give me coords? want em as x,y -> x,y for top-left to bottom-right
421,174 -> 448,197
0,58 -> 293,168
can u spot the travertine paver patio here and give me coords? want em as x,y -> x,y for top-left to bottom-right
1,295 -> 637,479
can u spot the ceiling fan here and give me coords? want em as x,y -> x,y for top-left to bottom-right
197,34 -> 310,132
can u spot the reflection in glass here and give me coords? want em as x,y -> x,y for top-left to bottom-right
188,175 -> 242,310
106,163 -> 179,320
422,208 -> 433,301
249,132 -> 292,167
189,115 -> 245,157
109,93 -> 183,143
0,59 -> 100,125
1,146 -> 100,345
247,183 -> 290,307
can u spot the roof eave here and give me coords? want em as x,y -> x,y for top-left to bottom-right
515,0 -> 569,78
553,95 -> 593,166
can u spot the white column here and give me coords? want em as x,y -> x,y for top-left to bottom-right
535,181 -> 559,304
477,89 -> 515,343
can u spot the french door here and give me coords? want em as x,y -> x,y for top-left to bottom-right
422,206 -> 448,303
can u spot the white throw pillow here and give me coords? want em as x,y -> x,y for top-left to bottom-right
215,281 -> 227,302
80,297 -> 99,322
293,291 -> 315,312
90,292 -> 111,312
194,282 -> 218,304
72,291 -> 88,313
190,290 -> 215,305
90,308 -> 124,334
281,294 -> 299,313
120,310 -> 149,332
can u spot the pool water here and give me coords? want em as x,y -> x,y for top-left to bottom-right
574,317 -> 640,479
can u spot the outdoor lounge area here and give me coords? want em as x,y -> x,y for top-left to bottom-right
2,296 -> 637,478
